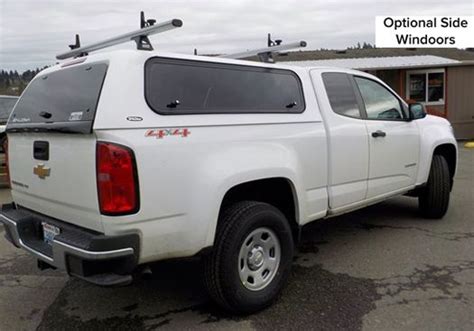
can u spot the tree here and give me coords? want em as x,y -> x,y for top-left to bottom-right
0,66 -> 48,95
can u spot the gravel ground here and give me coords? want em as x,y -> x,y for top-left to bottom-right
0,144 -> 473,330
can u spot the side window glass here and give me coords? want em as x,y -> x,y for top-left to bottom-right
322,73 -> 361,118
145,58 -> 305,114
354,77 -> 404,120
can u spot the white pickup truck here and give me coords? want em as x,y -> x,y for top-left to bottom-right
0,48 -> 457,313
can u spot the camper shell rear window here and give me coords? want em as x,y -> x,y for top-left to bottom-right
145,57 -> 305,115
7,62 -> 108,134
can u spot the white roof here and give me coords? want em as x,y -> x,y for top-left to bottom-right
281,55 -> 460,70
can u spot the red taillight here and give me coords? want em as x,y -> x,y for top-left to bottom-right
96,142 -> 139,215
3,137 -> 10,188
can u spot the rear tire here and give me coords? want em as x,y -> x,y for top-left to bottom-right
204,201 -> 294,314
418,154 -> 451,219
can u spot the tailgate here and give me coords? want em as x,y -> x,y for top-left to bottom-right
5,62 -> 108,232
8,133 -> 102,232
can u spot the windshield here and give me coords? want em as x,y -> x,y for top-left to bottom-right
7,62 -> 107,133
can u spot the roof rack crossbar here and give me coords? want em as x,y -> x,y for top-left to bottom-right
56,12 -> 183,60
219,40 -> 307,63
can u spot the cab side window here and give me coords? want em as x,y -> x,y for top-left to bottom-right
322,73 -> 362,119
354,77 -> 405,120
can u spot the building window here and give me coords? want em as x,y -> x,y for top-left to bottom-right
407,69 -> 445,105
428,72 -> 444,102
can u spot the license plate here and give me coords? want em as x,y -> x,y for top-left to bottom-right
42,222 -> 61,245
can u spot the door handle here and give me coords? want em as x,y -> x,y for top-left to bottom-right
33,141 -> 49,160
371,130 -> 386,138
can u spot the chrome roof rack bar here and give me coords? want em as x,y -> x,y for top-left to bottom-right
219,39 -> 307,63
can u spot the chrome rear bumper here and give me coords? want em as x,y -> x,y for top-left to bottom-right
0,204 -> 139,286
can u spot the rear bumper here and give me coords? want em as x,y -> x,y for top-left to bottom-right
0,203 -> 139,286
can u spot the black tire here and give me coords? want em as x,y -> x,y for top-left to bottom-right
203,201 -> 294,314
418,154 -> 451,219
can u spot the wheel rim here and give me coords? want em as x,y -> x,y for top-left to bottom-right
238,227 -> 281,291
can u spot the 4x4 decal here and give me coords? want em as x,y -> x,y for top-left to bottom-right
145,128 -> 191,139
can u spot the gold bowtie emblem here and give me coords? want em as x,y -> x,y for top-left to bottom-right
33,164 -> 51,179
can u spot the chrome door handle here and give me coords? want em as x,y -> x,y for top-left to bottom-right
371,130 -> 386,138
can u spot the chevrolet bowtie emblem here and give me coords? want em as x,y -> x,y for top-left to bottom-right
33,164 -> 51,179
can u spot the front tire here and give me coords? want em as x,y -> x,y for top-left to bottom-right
419,154 -> 451,219
204,201 -> 294,314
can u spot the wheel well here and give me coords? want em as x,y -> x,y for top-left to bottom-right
219,178 -> 300,243
433,143 -> 456,186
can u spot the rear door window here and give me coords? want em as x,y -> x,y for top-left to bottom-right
7,63 -> 108,133
322,73 -> 362,118
145,58 -> 305,114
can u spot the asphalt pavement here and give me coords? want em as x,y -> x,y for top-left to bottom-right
0,144 -> 473,330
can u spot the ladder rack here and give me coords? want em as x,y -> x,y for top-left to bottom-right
56,12 -> 307,64
56,12 -> 182,60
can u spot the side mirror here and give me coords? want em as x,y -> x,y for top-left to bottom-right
409,103 -> 427,120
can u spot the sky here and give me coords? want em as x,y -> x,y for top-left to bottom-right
0,0 -> 473,71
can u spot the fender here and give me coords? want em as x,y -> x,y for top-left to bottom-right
415,115 -> 458,186
193,145 -> 305,248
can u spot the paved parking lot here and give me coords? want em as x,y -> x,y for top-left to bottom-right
1,144 -> 473,330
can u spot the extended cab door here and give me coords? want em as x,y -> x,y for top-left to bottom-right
352,75 -> 420,198
312,71 -> 369,210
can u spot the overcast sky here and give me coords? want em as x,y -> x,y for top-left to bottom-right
1,0 -> 473,71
